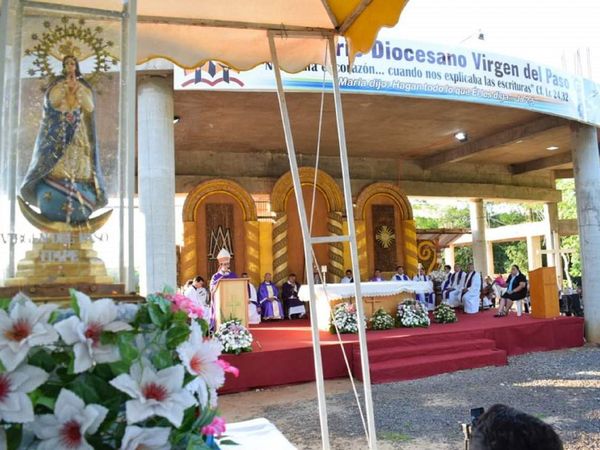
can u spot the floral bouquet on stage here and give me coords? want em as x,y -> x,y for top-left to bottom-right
396,299 -> 431,328
429,269 -> 447,285
330,302 -> 362,334
215,319 -> 253,355
0,289 -> 238,449
433,303 -> 458,324
370,308 -> 395,330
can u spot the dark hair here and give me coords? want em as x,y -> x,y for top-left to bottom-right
512,265 -> 521,273
444,265 -> 451,270
470,404 -> 563,450
375,268 -> 381,272
185,279 -> 193,287
396,265 -> 404,271
241,272 -> 248,277
62,55 -> 82,78
345,269 -> 352,274
194,275 -> 204,283
289,273 -> 296,278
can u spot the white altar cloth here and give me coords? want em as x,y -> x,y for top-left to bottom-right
219,418 -> 296,449
298,280 -> 433,303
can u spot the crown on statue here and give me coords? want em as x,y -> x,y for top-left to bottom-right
25,16 -> 118,84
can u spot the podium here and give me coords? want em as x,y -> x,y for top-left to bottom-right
529,267 -> 560,319
213,278 -> 249,328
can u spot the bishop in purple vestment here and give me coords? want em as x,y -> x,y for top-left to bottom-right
258,272 -> 283,320
209,248 -> 238,329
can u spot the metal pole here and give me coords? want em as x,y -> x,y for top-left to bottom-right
0,0 -> 9,282
124,0 -> 137,292
118,5 -> 127,285
268,34 -> 330,450
328,36 -> 378,450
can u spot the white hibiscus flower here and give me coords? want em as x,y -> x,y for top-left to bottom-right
54,292 -> 132,373
0,294 -> 58,371
33,389 -> 107,450
120,426 -> 171,450
0,363 -> 48,423
177,321 -> 225,390
110,361 -> 196,427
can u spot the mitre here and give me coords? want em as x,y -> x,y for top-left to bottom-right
217,248 -> 231,262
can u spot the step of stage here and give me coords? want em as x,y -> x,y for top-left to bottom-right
353,340 -> 508,384
359,338 -> 498,364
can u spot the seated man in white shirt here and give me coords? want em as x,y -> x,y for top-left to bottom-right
183,275 -> 210,318
241,272 -> 261,324
461,264 -> 482,314
391,265 -> 410,281
341,269 -> 353,284
445,264 -> 466,308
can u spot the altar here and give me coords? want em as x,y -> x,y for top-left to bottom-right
298,281 -> 434,331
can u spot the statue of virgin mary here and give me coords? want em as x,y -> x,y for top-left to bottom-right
20,54 -> 107,224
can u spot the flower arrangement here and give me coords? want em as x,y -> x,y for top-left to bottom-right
429,268 -> 447,284
370,308 -> 395,330
330,302 -> 361,334
0,289 -> 238,449
433,303 -> 458,324
215,319 -> 253,355
396,299 -> 431,328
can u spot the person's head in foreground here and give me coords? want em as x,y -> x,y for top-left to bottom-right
470,404 -> 563,450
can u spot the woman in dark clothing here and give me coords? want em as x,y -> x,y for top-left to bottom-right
494,265 -> 527,317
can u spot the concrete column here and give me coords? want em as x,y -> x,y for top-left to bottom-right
443,246 -> 455,267
543,201 -> 563,287
486,241 -> 495,275
137,76 -> 177,294
526,235 -> 542,271
469,199 -> 488,274
572,124 -> 600,343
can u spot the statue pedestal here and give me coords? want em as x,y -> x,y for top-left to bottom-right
5,234 -> 113,287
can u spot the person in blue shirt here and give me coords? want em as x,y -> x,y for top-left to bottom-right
494,265 -> 527,317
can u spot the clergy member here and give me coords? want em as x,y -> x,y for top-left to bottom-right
445,263 -> 466,307
370,269 -> 384,282
391,265 -> 410,281
259,272 -> 283,320
241,272 -> 261,325
281,273 -> 306,319
461,263 -> 482,314
341,269 -> 353,283
413,266 -> 435,310
209,248 -> 238,328
441,265 -> 453,301
183,275 -> 210,318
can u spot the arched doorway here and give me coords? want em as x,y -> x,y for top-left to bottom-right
271,168 -> 344,285
181,180 -> 259,285
355,183 -> 417,279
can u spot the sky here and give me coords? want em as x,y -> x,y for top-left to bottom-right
386,0 -> 600,81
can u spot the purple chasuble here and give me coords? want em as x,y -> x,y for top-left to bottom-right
258,281 -> 283,319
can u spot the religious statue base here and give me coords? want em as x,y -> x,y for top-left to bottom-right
5,236 -> 113,287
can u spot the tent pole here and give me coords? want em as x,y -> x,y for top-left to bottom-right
328,37 -> 378,450
268,35 -> 330,450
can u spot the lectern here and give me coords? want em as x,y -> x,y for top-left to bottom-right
529,267 -> 560,319
213,278 -> 249,328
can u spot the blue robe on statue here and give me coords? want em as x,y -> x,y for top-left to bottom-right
258,281 -> 283,320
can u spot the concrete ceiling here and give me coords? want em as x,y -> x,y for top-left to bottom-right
173,90 -> 586,175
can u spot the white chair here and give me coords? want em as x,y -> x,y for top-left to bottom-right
219,418 -> 296,449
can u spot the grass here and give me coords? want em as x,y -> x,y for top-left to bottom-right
379,432 -> 413,442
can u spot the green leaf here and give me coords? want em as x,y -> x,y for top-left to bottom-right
173,310 -> 189,324
68,374 -> 101,404
118,333 -> 139,364
0,297 -> 11,311
100,331 -> 118,345
134,304 -> 151,326
34,394 -> 56,410
219,439 -> 240,446
186,435 -> 210,450
152,349 -> 172,370
27,348 -> 57,372
166,324 -> 190,349
162,285 -> 175,295
149,303 -> 168,328
156,294 -> 173,314
69,288 -> 80,316
6,424 -> 22,450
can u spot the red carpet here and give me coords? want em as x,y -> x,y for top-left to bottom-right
220,310 -> 584,393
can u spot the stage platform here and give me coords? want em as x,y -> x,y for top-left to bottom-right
220,310 -> 584,394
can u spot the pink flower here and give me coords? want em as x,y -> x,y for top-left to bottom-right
216,359 -> 239,378
169,294 -> 204,320
202,416 -> 226,438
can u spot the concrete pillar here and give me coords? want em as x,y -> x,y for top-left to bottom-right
469,199 -> 488,274
486,241 -> 495,275
137,76 -> 177,294
443,246 -> 455,267
543,201 -> 563,287
571,123 -> 600,343
526,235 -> 543,271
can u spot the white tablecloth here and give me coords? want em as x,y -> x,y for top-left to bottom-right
219,418 -> 296,449
298,280 -> 433,303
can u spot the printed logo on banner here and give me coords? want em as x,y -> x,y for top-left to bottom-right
179,62 -> 244,88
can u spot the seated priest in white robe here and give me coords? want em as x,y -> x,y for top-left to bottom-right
413,267 -> 435,311
445,264 -> 466,307
461,264 -> 482,314
242,272 -> 261,325
440,265 -> 453,301
391,265 -> 410,281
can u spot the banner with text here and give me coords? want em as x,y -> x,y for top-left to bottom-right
174,38 -> 600,127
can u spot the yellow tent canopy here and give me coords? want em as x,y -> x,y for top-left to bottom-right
19,0 -> 409,71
